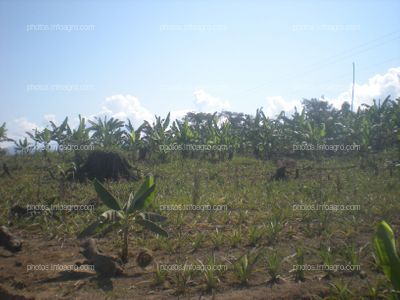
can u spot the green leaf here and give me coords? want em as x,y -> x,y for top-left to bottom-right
124,192 -> 134,213
127,176 -> 156,213
93,179 -> 121,211
136,218 -> 168,237
320,123 -> 326,138
163,112 -> 170,130
139,212 -> 167,223
131,129 -> 136,144
77,219 -> 102,239
77,211 -> 122,239
373,221 -> 400,291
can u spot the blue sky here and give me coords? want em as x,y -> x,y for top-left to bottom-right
0,0 -> 399,140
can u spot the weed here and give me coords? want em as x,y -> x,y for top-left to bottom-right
153,263 -> 168,285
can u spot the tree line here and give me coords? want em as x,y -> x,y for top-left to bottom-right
1,96 -> 399,161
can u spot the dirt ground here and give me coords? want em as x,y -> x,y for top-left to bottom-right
0,228 -> 335,300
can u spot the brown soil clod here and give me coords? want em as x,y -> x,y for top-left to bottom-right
0,226 -> 22,253
79,238 -> 123,277
136,248 -> 153,269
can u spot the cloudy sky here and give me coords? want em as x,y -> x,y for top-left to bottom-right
0,0 -> 399,141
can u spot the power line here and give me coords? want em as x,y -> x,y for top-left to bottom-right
285,56 -> 400,97
229,30 -> 400,98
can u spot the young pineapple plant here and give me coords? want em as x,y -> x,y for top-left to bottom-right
230,227 -> 242,248
294,246 -> 305,282
343,244 -> 361,275
319,245 -> 335,279
248,225 -> 263,247
265,217 -> 283,245
173,265 -> 194,295
210,228 -> 224,250
78,175 -> 168,263
329,280 -> 354,300
198,255 -> 221,292
234,250 -> 261,285
191,232 -> 205,252
266,252 -> 282,284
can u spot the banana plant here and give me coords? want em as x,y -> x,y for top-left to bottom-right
65,114 -> 90,147
0,122 -> 13,143
243,108 -> 263,158
78,175 -> 168,263
171,119 -> 195,158
260,110 -> 282,160
123,119 -> 136,148
390,98 -> 400,160
88,116 -> 125,148
26,127 -> 52,154
134,120 -> 155,160
49,117 -> 70,151
373,221 -> 400,298
304,120 -> 326,145
151,113 -> 171,160
206,115 -> 232,160
123,118 -> 141,161
14,138 -> 32,155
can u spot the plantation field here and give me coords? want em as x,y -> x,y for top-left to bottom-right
0,153 -> 399,299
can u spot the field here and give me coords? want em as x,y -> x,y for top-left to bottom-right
0,152 -> 399,299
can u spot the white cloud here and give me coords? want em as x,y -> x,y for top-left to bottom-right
332,66 -> 400,109
170,109 -> 191,122
193,89 -> 231,112
11,118 -> 41,138
96,94 -> 154,126
43,114 -> 57,125
0,118 -> 41,149
264,67 -> 400,117
264,96 -> 301,118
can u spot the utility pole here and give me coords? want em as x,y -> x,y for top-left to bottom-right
351,62 -> 355,112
